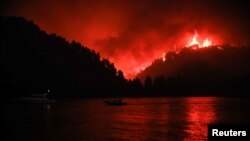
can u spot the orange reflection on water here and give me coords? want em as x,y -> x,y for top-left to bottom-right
184,97 -> 217,141
100,97 -> 218,141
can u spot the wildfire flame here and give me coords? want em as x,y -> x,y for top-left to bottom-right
202,39 -> 212,47
187,32 -> 212,48
188,33 -> 199,47
162,52 -> 166,62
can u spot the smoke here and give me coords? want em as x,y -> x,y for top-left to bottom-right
1,0 -> 250,78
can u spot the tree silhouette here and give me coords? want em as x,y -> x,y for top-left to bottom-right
138,46 -> 250,96
1,16 -> 138,99
144,76 -> 153,94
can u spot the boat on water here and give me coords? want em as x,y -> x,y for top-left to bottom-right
15,90 -> 55,104
103,99 -> 127,106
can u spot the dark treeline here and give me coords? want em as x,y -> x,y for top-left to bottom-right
0,16 -> 144,100
138,45 -> 250,96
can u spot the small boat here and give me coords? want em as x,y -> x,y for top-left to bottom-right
103,99 -> 127,106
15,90 -> 55,104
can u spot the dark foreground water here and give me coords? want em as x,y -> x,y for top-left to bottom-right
2,97 -> 250,141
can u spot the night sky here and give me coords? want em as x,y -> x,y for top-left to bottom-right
1,0 -> 250,78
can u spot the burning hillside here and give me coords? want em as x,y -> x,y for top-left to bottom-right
137,45 -> 250,95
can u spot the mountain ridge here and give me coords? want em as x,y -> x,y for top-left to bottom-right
1,16 -> 130,99
137,46 -> 250,96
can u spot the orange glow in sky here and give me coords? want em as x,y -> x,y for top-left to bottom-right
2,0 -> 249,79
